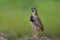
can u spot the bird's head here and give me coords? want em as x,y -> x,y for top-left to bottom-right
31,8 -> 37,14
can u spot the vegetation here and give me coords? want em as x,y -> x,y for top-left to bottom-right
0,0 -> 60,39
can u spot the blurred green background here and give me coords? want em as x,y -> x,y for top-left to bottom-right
0,0 -> 60,39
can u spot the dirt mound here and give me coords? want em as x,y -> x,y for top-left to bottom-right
17,37 -> 50,40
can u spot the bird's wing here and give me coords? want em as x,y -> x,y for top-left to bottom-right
35,16 -> 44,31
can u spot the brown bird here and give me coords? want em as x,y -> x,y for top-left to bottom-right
30,8 -> 44,39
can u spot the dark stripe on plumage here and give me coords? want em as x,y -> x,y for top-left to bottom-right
30,15 -> 37,26
30,15 -> 34,22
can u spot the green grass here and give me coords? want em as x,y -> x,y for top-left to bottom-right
0,0 -> 60,39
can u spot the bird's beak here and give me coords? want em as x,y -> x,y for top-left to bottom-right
31,8 -> 34,12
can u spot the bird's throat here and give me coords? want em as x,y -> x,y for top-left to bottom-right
32,12 -> 38,18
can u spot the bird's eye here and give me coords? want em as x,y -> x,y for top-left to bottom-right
31,8 -> 34,12
32,10 -> 34,12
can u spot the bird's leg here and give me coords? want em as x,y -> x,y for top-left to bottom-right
37,30 -> 43,38
32,30 -> 39,40
32,29 -> 43,40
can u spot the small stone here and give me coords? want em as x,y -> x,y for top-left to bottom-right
40,37 -> 50,40
0,33 -> 7,40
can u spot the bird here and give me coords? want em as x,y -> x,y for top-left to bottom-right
30,8 -> 44,39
